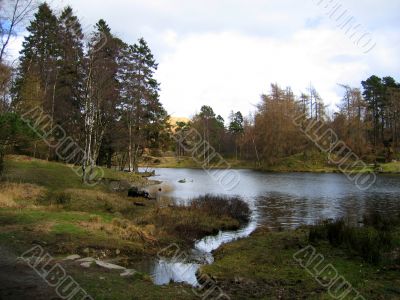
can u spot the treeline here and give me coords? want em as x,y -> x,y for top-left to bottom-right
177,78 -> 400,167
1,2 -> 169,177
1,2 -> 400,174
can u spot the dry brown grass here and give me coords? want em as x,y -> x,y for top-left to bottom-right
63,189 -> 133,212
80,217 -> 157,244
0,182 -> 47,208
134,203 -> 242,243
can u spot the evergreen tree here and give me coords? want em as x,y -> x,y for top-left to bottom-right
120,38 -> 168,172
362,75 -> 384,149
56,6 -> 84,137
14,2 -> 61,114
229,111 -> 244,160
12,3 -> 61,160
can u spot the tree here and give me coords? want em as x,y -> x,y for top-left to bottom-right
0,0 -> 37,62
335,85 -> 368,156
362,75 -> 383,150
229,111 -> 244,160
13,2 -> 61,114
198,105 -> 215,166
0,62 -> 11,112
0,112 -> 35,175
56,6 -> 84,138
254,84 -> 306,165
82,19 -> 122,180
12,3 -> 61,160
175,121 -> 190,159
119,38 -> 168,172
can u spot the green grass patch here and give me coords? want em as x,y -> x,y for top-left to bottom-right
201,228 -> 400,299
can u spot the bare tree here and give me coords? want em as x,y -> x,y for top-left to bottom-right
0,0 -> 37,62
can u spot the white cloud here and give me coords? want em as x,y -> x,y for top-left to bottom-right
156,28 -> 375,120
3,35 -> 25,65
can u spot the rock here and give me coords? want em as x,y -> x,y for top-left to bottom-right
128,187 -> 150,199
31,240 -> 47,246
83,248 -> 90,254
77,257 -> 96,263
95,260 -> 126,270
178,179 -> 186,183
63,254 -> 81,261
115,249 -> 120,255
80,262 -> 93,268
120,269 -> 137,277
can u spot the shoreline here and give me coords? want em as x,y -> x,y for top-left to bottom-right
140,161 -> 400,175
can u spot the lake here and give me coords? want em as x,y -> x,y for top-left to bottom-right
134,168 -> 400,286
147,168 -> 400,228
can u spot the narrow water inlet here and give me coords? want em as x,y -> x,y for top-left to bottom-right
136,212 -> 259,287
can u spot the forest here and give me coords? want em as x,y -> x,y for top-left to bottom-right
1,2 -> 400,178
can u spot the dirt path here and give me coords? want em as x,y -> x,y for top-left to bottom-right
0,246 -> 60,300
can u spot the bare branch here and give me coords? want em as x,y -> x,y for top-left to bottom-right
0,0 -> 38,62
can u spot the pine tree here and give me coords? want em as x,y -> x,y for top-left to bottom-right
362,75 -> 384,149
119,38 -> 168,172
56,6 -> 84,137
229,111 -> 244,160
12,3 -> 61,160
14,3 -> 61,114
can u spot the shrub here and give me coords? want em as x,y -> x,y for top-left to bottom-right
308,214 -> 397,264
190,194 -> 251,224
55,192 -> 71,205
345,227 -> 390,264
0,151 -> 4,177
309,221 -> 328,243
38,191 -> 72,206
363,212 -> 400,231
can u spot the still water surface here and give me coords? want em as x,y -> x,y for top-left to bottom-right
132,168 -> 400,286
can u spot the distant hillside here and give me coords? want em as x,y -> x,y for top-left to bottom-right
169,117 -> 190,132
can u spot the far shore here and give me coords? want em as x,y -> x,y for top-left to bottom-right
139,155 -> 400,175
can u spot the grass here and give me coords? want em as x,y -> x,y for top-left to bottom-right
200,225 -> 400,299
262,152 -> 338,173
190,194 -> 251,224
0,155 -> 253,299
376,161 -> 400,173
140,152 -> 400,175
2,155 -> 145,192
3,154 -> 399,299
134,195 -> 249,245
309,213 -> 400,264
67,267 -> 198,300
139,155 -> 254,169
0,182 -> 46,208
0,157 -> 251,299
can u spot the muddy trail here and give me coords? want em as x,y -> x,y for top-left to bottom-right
0,246 -> 60,300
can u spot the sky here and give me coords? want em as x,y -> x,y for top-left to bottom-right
7,0 -> 400,121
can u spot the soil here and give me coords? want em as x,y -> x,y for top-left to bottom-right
0,246 -> 60,300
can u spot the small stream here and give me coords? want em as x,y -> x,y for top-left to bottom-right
132,168 -> 400,286
131,213 -> 259,286
153,213 -> 259,286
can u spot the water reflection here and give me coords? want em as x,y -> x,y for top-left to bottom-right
257,192 -> 400,230
152,260 -> 200,286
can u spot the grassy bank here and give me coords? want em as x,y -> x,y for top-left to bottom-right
0,155 -> 248,299
200,217 -> 400,299
139,155 -> 255,169
143,152 -> 400,175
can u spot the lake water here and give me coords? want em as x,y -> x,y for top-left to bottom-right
134,168 -> 400,286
